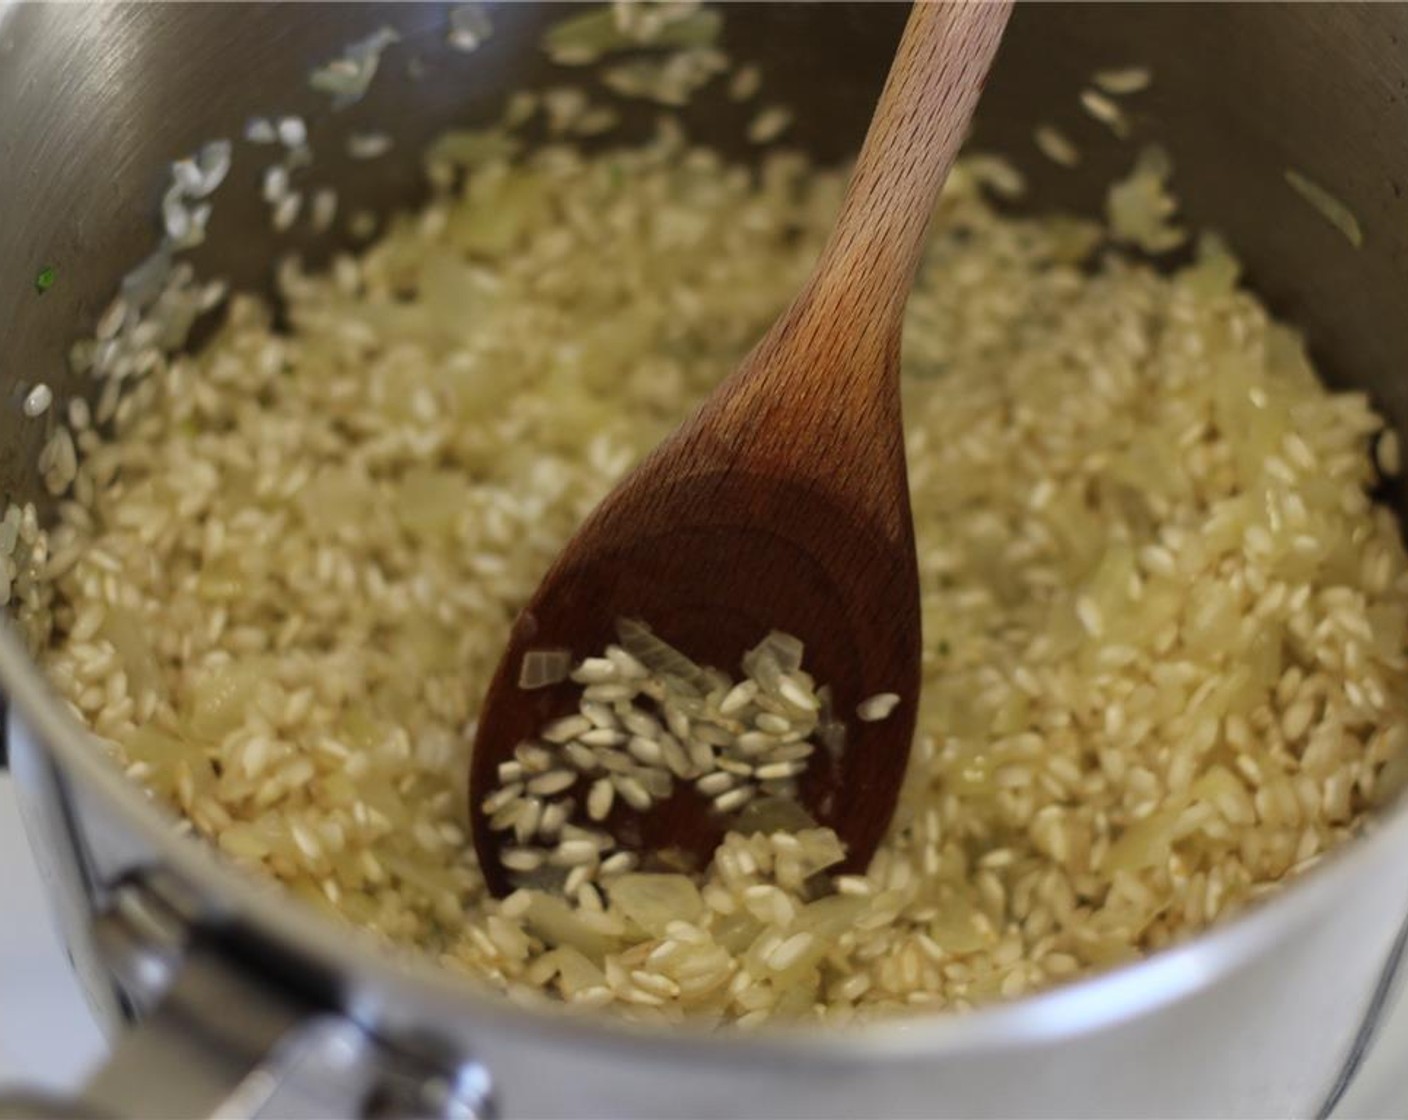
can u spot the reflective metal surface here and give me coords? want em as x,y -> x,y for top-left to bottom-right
4,3 -> 1408,1116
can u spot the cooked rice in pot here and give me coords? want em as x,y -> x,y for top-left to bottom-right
11,28 -> 1408,1029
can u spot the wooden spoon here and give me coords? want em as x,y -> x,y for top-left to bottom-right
470,0 -> 1013,896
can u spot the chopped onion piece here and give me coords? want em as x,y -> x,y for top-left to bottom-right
310,26 -> 400,108
519,649 -> 573,690
1107,146 -> 1185,254
756,630 -> 804,674
615,617 -> 708,690
735,796 -> 818,837
608,873 -> 703,936
816,685 -> 847,758
522,891 -> 617,959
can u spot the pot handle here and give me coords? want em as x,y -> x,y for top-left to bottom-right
0,876 -> 494,1120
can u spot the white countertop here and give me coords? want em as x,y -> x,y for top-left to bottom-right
0,774 -> 106,1093
1,772 -> 1404,1116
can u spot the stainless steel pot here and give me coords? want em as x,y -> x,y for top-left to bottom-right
4,3 -> 1408,1117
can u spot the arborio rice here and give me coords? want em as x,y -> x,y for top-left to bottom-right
21,98 -> 1408,1027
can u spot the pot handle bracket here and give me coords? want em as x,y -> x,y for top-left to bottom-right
0,871 -> 494,1120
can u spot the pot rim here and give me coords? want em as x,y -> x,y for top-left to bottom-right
6,613 -> 1406,1068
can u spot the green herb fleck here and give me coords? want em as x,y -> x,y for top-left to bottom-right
34,266 -> 56,294
937,639 -> 951,656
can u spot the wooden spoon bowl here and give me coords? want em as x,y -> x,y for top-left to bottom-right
470,0 -> 1012,897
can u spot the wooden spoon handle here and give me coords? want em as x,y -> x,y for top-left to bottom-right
669,0 -> 1011,512
811,0 -> 1012,329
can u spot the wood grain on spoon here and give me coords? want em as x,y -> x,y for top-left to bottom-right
471,1 -> 1013,897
